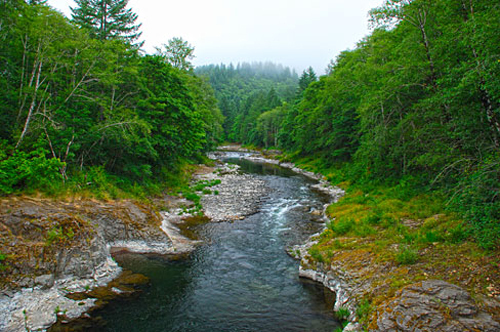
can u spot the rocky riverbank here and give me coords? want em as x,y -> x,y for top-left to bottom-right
0,156 -> 271,332
213,146 -> 500,332
194,163 -> 268,222
2,146 -> 498,331
0,196 -> 199,331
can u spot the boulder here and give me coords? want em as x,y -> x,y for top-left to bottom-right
371,279 -> 500,332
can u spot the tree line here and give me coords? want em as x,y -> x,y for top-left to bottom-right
0,0 -> 223,195
195,62 -> 298,145
213,0 -> 500,248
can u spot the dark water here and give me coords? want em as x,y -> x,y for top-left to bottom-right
84,157 -> 339,331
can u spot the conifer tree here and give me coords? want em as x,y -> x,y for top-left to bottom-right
298,67 -> 317,93
71,0 -> 142,46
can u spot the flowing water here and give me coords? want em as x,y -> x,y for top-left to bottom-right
81,156 -> 340,331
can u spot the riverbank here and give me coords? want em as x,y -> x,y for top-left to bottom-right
2,146 -> 499,331
0,156 -> 271,331
0,195 -> 195,331
215,146 -> 500,331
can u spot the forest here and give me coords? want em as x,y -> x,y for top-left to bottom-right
0,0 -> 499,249
0,0 -> 224,197
195,62 -> 299,145
198,0 -> 500,249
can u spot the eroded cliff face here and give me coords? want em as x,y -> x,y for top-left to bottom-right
0,198 -> 172,289
0,197 -> 181,331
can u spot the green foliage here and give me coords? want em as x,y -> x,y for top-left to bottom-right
446,223 -> 468,244
450,154 -> 500,249
45,226 -> 75,246
298,67 -> 317,93
335,306 -> 350,321
71,0 -> 142,46
195,62 -> 298,142
259,0 -> 500,248
328,218 -> 355,236
156,37 -> 195,71
0,146 -> 64,195
0,252 -> 8,271
191,179 -> 221,191
356,298 -> 373,322
0,3 -> 222,197
395,246 -> 418,265
308,246 -> 325,263
178,179 -> 222,215
254,104 -> 288,148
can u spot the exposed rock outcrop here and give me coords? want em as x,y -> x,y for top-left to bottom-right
196,163 -> 268,222
372,279 -> 500,332
0,197 -> 196,332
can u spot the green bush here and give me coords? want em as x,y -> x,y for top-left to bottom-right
328,217 -> 355,235
309,246 -> 325,263
446,223 -> 468,244
0,147 -> 64,195
396,246 -> 418,265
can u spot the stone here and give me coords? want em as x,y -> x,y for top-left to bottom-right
0,196 -> 182,331
34,274 -> 55,289
196,163 -> 268,223
372,280 -> 500,332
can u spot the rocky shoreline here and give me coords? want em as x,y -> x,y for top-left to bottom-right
0,154 -> 270,332
212,146 -> 500,332
196,163 -> 268,222
0,197 -> 187,331
2,147 -> 498,331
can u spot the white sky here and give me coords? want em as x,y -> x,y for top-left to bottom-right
47,0 -> 382,74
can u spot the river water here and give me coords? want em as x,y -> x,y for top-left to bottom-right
80,157 -> 340,331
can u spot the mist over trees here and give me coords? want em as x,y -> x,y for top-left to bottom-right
195,62 -> 298,144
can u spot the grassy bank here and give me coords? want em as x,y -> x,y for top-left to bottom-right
284,154 -> 500,325
0,157 -> 210,203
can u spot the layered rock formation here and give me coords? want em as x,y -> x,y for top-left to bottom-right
0,197 -> 192,331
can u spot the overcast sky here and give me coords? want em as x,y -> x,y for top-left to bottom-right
47,0 -> 382,74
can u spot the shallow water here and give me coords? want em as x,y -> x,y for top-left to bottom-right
79,157 -> 339,331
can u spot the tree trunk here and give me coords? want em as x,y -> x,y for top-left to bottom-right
15,60 -> 43,149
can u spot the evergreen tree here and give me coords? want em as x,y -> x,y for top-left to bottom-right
298,67 -> 317,93
71,0 -> 142,46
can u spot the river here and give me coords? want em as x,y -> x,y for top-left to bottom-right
73,156 -> 340,331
